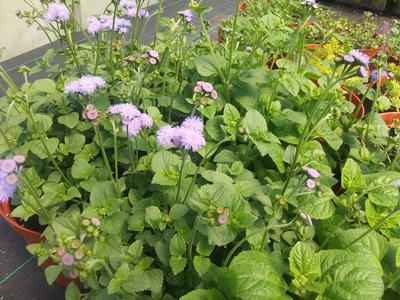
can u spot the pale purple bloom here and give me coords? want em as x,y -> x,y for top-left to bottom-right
303,166 -> 321,178
86,109 -> 99,121
371,70 -> 389,83
139,113 -> 153,128
349,50 -> 370,66
109,104 -> 152,137
211,90 -> 218,100
121,0 -> 149,19
193,85 -> 202,93
87,16 -> 103,35
177,127 -> 206,152
202,83 -> 214,93
99,15 -> 113,29
115,18 -> 132,34
57,247 -> 65,256
149,57 -> 157,65
137,8 -> 149,18
300,212 -> 313,226
306,179 -> 316,189
0,171 -> 18,203
64,75 -> 106,96
74,250 -> 84,260
218,214 -> 229,225
342,54 -> 355,63
181,116 -> 204,133
157,125 -> 176,146
178,9 -> 194,22
120,0 -> 136,10
61,253 -> 74,266
0,159 -> 16,174
358,66 -> 368,79
109,103 -> 141,122
148,50 -> 159,59
69,270 -> 78,279
13,155 -> 25,165
5,174 -> 18,186
44,3 -> 70,23
91,217 -> 101,226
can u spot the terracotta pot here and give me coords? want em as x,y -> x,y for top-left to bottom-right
0,200 -> 42,244
290,21 -> 315,30
361,45 -> 385,58
379,112 -> 400,127
305,43 -> 319,50
341,86 -> 365,120
239,2 -> 247,11
0,201 -> 82,288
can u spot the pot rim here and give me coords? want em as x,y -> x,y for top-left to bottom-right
0,200 -> 42,238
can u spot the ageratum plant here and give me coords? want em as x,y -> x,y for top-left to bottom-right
1,0 -> 400,299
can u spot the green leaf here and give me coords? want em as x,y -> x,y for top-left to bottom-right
243,110 -> 268,134
341,159 -> 364,191
323,228 -> 388,261
145,206 -> 162,221
180,289 -> 225,300
90,181 -> 118,204
317,250 -> 384,300
44,265 -> 63,285
65,282 -> 81,300
368,184 -> 399,208
28,114 -> 53,133
208,225 -> 237,246
202,170 -> 233,184
115,263 -> 130,281
29,79 -> 58,94
252,140 -> 285,173
128,240 -> 143,258
228,251 -> 289,300
58,113 -> 79,129
170,234 -> 186,256
71,159 -> 95,180
298,193 -> 335,220
206,116 -> 225,141
194,55 -> 224,76
194,256 -> 211,277
65,133 -> 86,154
289,242 -> 320,280
30,138 -> 59,159
170,256 -> 187,275
145,269 -> 163,295
223,104 -> 241,127
169,204 -> 189,220
151,151 -> 180,186
108,278 -> 121,294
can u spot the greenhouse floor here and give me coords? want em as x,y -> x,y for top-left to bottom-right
0,0 -> 396,299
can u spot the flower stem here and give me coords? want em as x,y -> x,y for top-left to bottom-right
175,150 -> 188,203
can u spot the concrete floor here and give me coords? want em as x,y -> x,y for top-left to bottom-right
0,0 -> 397,299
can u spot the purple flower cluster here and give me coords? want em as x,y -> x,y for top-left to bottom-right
302,166 -> 321,190
0,156 -> 24,203
343,50 -> 370,67
193,81 -> 218,100
302,0 -> 317,8
82,104 -> 100,125
64,75 -> 106,96
358,66 -> 368,79
119,0 -> 149,18
370,70 -> 394,83
44,3 -> 70,23
145,50 -> 159,65
87,15 -> 131,35
157,116 -> 206,152
178,9 -> 194,22
108,103 -> 153,137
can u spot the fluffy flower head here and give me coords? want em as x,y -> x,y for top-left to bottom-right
44,3 -> 70,23
64,75 -> 106,96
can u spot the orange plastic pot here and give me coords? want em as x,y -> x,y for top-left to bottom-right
239,2 -> 247,11
361,45 -> 385,58
379,112 -> 400,127
341,86 -> 365,120
0,200 -> 82,288
305,43 -> 319,50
